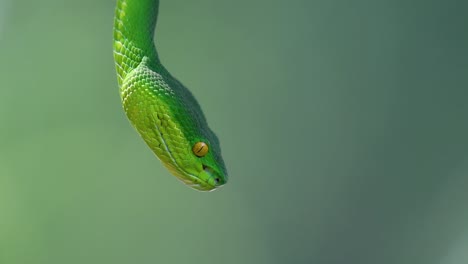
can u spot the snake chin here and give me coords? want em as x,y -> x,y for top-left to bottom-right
171,165 -> 224,192
184,164 -> 225,192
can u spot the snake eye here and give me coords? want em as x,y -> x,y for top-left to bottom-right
192,142 -> 209,157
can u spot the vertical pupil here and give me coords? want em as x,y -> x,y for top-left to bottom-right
196,145 -> 204,153
193,142 -> 208,157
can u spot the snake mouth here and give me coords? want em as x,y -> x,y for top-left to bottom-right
182,164 -> 225,191
172,164 -> 223,191
202,165 -> 224,186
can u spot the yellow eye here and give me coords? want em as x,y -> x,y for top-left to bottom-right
192,142 -> 209,157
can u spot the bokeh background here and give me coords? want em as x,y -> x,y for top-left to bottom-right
1,0 -> 468,263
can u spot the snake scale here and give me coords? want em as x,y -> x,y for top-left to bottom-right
113,0 -> 227,191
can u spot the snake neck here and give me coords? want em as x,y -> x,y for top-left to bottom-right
113,0 -> 160,86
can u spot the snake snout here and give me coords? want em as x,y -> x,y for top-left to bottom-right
202,164 -> 226,187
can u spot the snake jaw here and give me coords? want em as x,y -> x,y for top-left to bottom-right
188,166 -> 225,192
166,162 -> 224,191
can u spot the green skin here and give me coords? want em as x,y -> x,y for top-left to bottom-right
113,0 -> 227,191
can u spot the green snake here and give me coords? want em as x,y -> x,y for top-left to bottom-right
113,0 -> 227,191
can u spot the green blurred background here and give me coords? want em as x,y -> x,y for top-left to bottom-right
1,0 -> 468,263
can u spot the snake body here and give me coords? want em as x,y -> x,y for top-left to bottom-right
113,0 -> 227,191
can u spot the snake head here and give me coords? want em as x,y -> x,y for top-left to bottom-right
162,135 -> 228,191
121,61 -> 228,191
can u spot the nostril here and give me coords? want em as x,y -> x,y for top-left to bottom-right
202,165 -> 222,185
